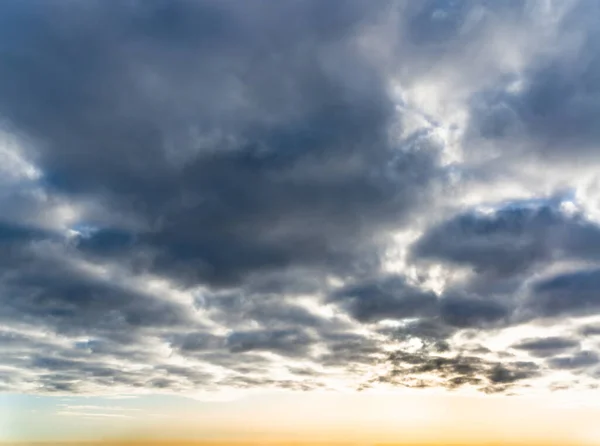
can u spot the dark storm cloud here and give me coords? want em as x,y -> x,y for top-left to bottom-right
0,225 -> 201,394
412,205 -> 600,277
168,332 -> 225,353
439,295 -> 509,328
330,275 -> 508,329
325,275 -> 524,391
329,275 -> 438,323
468,1 -> 600,159
0,232 -> 345,393
0,0 -> 450,395
0,0 -> 441,289
76,229 -> 137,257
2,0 -> 600,397
404,0 -> 525,47
410,203 -> 600,341
226,328 -> 315,356
0,221 -> 51,244
512,337 -> 580,357
1,253 -> 192,337
0,254 -> 216,394
526,269 -> 600,318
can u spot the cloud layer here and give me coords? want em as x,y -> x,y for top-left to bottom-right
2,0 -> 600,397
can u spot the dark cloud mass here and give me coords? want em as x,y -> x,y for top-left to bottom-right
547,351 -> 600,371
512,337 -> 579,357
469,0 -> 600,160
412,205 -> 600,278
329,276 -> 438,323
0,0 -> 440,288
527,269 -> 600,318
2,0 -> 600,396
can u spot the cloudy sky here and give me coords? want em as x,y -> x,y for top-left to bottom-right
3,0 -> 600,443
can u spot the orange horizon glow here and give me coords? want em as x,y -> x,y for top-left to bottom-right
4,390 -> 600,446
0,441 -> 595,446
0,443 -> 594,446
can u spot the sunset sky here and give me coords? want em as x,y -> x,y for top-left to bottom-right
3,0 -> 600,444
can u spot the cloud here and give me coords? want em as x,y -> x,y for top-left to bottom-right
512,337 -> 580,357
580,324 -> 600,337
1,0 -> 600,397
467,0 -> 600,161
527,269 -> 600,318
0,0 -> 443,290
226,328 -> 315,356
412,205 -> 600,278
547,351 -> 600,370
377,348 -> 540,393
328,275 -> 438,323
166,332 -> 225,353
439,295 -> 509,328
201,289 -> 339,330
316,331 -> 384,368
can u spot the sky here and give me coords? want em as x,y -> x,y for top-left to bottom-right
3,0 -> 600,444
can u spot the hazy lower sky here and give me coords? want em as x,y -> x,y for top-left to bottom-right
4,390 -> 600,444
2,0 -> 600,444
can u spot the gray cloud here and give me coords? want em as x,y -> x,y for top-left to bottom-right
0,0 -> 444,395
512,337 -> 580,358
468,1 -> 600,161
547,351 -> 600,371
201,290 -> 339,330
377,348 -> 540,393
167,332 -> 225,353
440,295 -> 509,328
527,269 -> 600,318
580,324 -> 600,337
329,276 -> 438,323
0,237 -> 193,341
412,205 -> 600,278
0,0 -> 441,289
226,328 -> 315,356
331,275 -> 510,332
383,319 -> 457,346
2,0 -> 600,397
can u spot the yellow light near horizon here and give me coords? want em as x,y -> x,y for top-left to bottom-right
4,389 -> 600,446
1,441 -> 594,446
